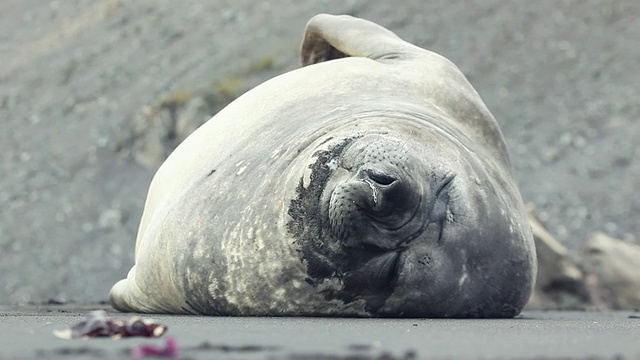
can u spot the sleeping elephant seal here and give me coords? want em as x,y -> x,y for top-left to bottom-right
110,14 -> 536,318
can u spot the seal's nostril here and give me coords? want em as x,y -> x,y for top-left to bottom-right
366,169 -> 397,186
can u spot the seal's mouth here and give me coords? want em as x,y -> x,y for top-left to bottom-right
344,247 -> 406,292
365,248 -> 405,288
337,248 -> 406,312
377,250 -> 406,287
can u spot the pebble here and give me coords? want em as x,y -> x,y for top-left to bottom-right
556,225 -> 569,238
97,136 -> 110,148
604,222 -> 618,233
542,147 -> 560,162
573,136 -> 587,149
28,114 -> 41,124
559,133 -> 572,147
99,208 -> 124,230
19,152 -> 31,162
82,222 -> 94,233
111,244 -> 123,256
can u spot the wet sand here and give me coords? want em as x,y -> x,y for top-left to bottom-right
1,305 -> 639,359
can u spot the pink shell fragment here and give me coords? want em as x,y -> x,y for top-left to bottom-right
130,337 -> 178,358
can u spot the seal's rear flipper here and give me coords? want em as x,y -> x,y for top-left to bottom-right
300,13 -> 416,66
302,39 -> 348,65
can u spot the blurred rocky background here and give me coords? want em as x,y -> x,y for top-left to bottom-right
1,0 -> 639,309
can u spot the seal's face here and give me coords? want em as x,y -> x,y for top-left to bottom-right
288,132 -> 534,318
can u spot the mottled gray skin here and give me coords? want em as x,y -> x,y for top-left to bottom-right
110,14 -> 536,318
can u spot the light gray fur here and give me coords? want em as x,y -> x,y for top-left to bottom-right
110,14 -> 536,318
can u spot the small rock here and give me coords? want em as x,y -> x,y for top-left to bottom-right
130,107 -> 174,168
582,232 -> 640,310
19,152 -> 31,162
221,9 -> 237,23
82,222 -> 94,233
29,114 -> 41,124
97,136 -> 110,148
573,136 -> 587,148
175,96 -> 212,142
98,208 -> 124,230
110,244 -> 122,256
604,222 -> 618,233
542,147 -> 560,162
559,132 -> 572,147
525,204 -> 592,310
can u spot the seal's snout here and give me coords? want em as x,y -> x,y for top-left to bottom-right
327,164 -> 422,252
360,168 -> 401,211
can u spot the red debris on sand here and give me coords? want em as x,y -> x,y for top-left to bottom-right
53,310 -> 168,339
130,337 -> 178,358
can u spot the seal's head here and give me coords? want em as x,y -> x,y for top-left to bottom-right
289,131 -> 535,318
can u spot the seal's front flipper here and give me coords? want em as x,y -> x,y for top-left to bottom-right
300,13 -> 417,66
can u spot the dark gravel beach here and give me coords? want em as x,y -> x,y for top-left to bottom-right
1,0 -> 639,308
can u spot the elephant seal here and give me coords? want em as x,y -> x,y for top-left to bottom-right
110,14 -> 536,318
